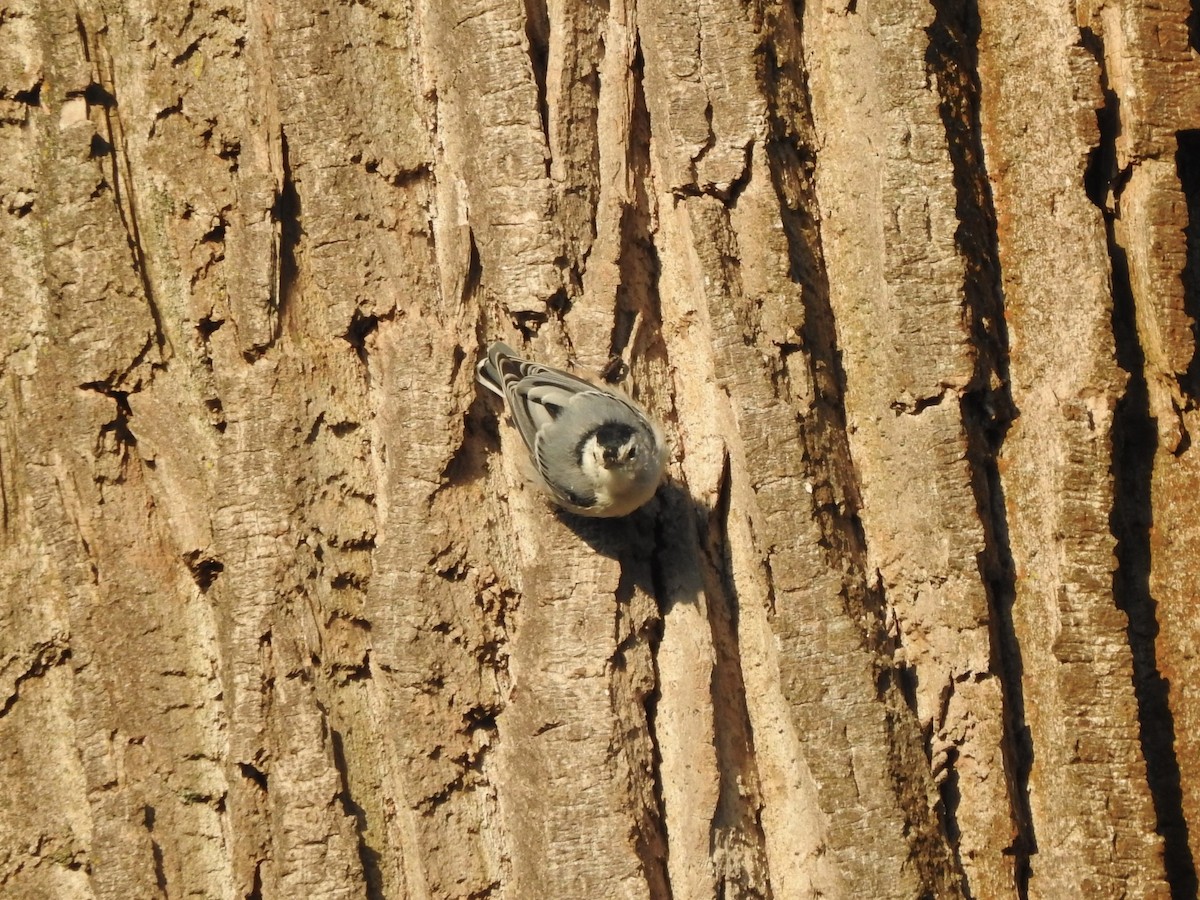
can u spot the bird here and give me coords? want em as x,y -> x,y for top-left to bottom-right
476,341 -> 667,517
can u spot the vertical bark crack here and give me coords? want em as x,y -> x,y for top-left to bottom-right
1081,27 -> 1199,899
330,727 -> 384,899
612,39 -> 662,367
271,125 -> 301,355
609,520 -> 672,900
522,0 -> 550,166
927,2 -> 1033,894
1176,130 -> 1200,406
700,455 -> 773,900
628,602 -> 673,900
78,44 -> 170,370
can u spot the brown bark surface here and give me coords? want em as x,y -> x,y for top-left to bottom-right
1,0 -> 1196,897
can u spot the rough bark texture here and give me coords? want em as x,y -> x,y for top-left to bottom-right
0,0 -> 1195,897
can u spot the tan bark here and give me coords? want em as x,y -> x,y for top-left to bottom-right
0,0 -> 1194,897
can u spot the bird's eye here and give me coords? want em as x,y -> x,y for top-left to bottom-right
627,446 -> 637,459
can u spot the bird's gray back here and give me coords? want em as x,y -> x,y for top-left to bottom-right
531,391 -> 641,507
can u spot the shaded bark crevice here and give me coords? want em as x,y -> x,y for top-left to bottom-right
926,1 -> 1033,894
1081,27 -> 1198,900
761,6 -> 880,653
270,125 -> 301,356
330,727 -> 385,900
1177,130 -> 1200,405
1108,234 -> 1196,900
628,619 -> 674,900
699,454 -> 773,900
612,38 -> 662,369
522,0 -> 551,166
73,21 -> 169,373
757,7 -> 967,893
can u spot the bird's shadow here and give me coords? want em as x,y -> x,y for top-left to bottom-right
552,477 -> 709,611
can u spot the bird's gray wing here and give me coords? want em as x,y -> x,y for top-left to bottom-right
485,346 -> 603,446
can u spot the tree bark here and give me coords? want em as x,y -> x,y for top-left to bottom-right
0,0 -> 1196,897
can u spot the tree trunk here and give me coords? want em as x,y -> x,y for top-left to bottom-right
1,0 -> 1196,897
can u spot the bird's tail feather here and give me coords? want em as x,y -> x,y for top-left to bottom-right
476,341 -> 519,398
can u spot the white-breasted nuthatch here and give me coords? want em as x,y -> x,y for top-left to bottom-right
476,342 -> 668,517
